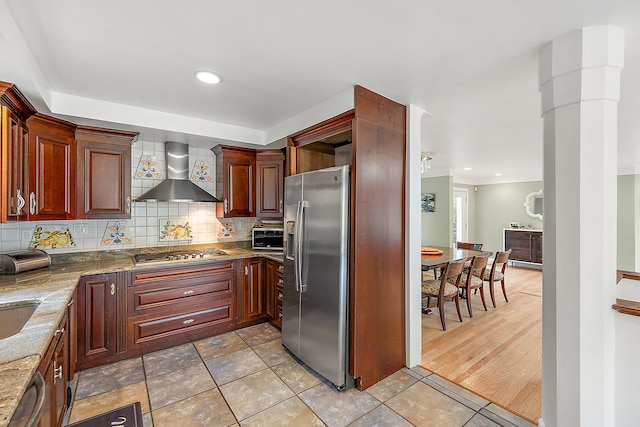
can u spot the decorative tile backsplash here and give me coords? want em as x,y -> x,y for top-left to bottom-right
101,221 -> 133,246
159,218 -> 193,242
135,155 -> 162,179
190,160 -> 212,182
29,226 -> 76,249
0,139 -> 258,254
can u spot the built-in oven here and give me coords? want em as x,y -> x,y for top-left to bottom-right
252,228 -> 284,251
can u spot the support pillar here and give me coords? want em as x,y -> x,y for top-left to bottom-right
539,26 -> 623,426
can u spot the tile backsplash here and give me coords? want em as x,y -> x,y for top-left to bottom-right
0,140 -> 258,253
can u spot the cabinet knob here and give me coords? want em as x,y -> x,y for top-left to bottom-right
279,199 -> 283,213
110,283 -> 115,295
224,199 -> 229,214
245,266 -> 249,275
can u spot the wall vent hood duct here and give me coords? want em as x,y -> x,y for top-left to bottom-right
135,141 -> 221,203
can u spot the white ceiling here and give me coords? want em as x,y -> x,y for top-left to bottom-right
1,0 -> 640,185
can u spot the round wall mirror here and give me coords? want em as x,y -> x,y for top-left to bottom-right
524,189 -> 543,220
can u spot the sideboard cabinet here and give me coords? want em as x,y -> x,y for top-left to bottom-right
504,229 -> 542,265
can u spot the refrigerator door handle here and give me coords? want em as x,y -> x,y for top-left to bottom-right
295,200 -> 308,292
294,200 -> 302,292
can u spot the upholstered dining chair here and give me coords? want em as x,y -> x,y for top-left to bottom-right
421,260 -> 465,331
483,249 -> 512,307
448,253 -> 490,317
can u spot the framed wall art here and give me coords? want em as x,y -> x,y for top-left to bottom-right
421,193 -> 435,212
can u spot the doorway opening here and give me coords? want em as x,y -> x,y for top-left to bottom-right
452,187 -> 468,245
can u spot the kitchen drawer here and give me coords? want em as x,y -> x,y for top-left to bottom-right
274,300 -> 282,329
128,277 -> 234,317
129,261 -> 236,286
127,305 -> 233,349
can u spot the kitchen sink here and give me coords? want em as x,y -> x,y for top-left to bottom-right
0,300 -> 40,340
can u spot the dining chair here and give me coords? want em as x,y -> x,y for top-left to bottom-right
421,260 -> 465,331
483,249 -> 512,307
449,253 -> 490,317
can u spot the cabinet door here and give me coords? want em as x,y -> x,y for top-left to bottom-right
256,151 -> 284,218
26,114 -> 76,220
38,313 -> 67,427
532,232 -> 543,264
76,274 -> 118,367
76,127 -> 136,219
1,106 -> 29,221
242,258 -> 264,321
213,146 -> 256,217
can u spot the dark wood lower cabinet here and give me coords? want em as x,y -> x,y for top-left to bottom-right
240,258 -> 264,322
504,229 -> 543,264
38,312 -> 68,427
76,273 -> 118,370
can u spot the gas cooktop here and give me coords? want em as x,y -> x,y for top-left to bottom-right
133,248 -> 228,265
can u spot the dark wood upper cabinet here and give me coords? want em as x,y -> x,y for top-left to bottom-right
75,126 -> 137,219
256,150 -> 284,218
212,145 -> 256,217
26,114 -> 76,220
0,82 -> 36,223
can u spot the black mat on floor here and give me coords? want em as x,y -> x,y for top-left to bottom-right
67,402 -> 143,427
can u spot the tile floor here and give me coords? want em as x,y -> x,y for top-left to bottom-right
66,323 -> 536,427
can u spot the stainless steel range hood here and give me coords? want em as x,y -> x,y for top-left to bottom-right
135,141 -> 221,203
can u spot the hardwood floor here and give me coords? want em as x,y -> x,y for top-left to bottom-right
421,265 -> 542,423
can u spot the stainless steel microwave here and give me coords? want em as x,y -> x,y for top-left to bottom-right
252,228 -> 284,250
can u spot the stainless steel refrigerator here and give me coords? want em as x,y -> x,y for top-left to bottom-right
282,165 -> 352,390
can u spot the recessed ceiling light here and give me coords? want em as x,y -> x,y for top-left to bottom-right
495,173 -> 503,177
195,71 -> 222,84
463,167 -> 472,171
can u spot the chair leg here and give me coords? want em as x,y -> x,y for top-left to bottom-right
479,285 -> 487,311
439,297 -> 447,331
501,279 -> 509,302
427,296 -> 431,308
454,293 -> 463,323
488,279 -> 497,308
466,287 -> 473,318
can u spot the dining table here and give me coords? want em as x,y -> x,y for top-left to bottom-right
421,245 -> 485,272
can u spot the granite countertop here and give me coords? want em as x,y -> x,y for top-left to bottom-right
0,244 -> 283,426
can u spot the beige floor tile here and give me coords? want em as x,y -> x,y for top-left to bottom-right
271,360 -> 323,394
69,381 -> 150,424
252,338 -> 295,367
194,331 -> 248,360
386,381 -> 475,427
75,357 -> 145,400
147,363 -> 216,410
348,405 -> 413,427
205,347 -> 268,385
465,413 -> 503,427
220,368 -> 294,421
240,396 -> 324,427
366,370 -> 418,402
143,343 -> 201,378
152,388 -> 236,427
235,323 -> 281,347
298,382 -> 380,427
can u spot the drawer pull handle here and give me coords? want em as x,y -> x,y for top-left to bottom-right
279,312 -> 283,318
54,328 -> 65,337
54,363 -> 63,380
183,290 -> 195,295
111,283 -> 115,296
278,279 -> 283,285
183,319 -> 195,325
278,293 -> 283,299
277,266 -> 284,272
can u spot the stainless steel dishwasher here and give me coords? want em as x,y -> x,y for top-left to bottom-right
7,371 -> 45,427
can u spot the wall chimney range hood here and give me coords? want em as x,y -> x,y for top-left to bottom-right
135,141 -> 221,203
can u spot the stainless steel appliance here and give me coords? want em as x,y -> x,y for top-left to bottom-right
252,228 -> 284,250
133,248 -> 228,265
282,165 -> 352,390
0,250 -> 51,274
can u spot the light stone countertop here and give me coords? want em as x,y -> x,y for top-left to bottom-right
0,245 -> 283,426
